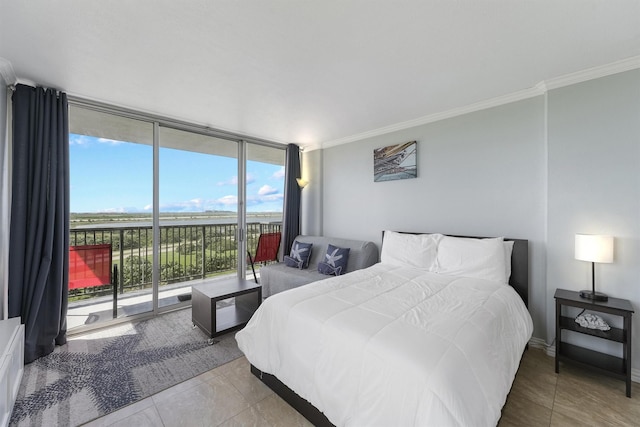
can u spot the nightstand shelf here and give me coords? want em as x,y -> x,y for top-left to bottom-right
558,316 -> 625,342
555,289 -> 634,397
558,343 -> 626,379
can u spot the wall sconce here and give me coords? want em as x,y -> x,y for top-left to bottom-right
296,178 -> 309,189
575,234 -> 614,302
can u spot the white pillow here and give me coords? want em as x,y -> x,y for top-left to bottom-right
436,236 -> 508,283
503,240 -> 514,283
381,231 -> 442,270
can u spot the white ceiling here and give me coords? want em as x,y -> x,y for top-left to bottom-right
1,1 -> 639,149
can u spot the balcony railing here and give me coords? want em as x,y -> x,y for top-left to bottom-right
69,221 -> 281,301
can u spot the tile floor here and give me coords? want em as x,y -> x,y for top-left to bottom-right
499,348 -> 639,426
82,347 -> 639,426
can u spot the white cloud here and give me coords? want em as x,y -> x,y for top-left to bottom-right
217,176 -> 238,186
69,134 -> 93,146
69,134 -> 126,146
258,185 -> 278,196
100,207 -> 126,213
97,137 -> 125,145
151,196 -> 243,212
97,206 -> 147,213
158,198 -> 207,212
272,167 -> 285,180
247,192 -> 283,207
216,195 -> 238,206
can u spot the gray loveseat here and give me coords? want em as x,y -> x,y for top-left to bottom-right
259,235 -> 379,298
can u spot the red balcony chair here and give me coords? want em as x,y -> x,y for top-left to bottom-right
68,244 -> 113,290
247,232 -> 281,284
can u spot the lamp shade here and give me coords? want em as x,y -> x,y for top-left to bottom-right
575,234 -> 614,263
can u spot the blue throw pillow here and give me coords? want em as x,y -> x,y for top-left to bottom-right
284,241 -> 313,269
318,244 -> 350,276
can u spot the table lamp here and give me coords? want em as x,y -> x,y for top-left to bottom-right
575,234 -> 614,302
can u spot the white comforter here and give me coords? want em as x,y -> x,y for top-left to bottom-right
236,263 -> 533,427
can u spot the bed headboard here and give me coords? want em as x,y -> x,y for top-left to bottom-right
383,231 -> 529,307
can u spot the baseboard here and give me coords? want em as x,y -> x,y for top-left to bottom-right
530,338 -> 640,383
528,337 -> 548,351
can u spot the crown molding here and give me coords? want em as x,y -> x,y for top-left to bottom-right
0,57 -> 17,86
321,85 -> 546,149
320,55 -> 640,150
544,55 -> 640,91
300,141 -> 323,152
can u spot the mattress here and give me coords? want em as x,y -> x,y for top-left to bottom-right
236,263 -> 533,426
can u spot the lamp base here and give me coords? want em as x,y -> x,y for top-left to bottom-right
579,290 -> 609,302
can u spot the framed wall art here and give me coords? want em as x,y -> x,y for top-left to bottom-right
373,141 -> 417,182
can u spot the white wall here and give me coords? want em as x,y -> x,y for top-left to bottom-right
319,97 -> 548,339
547,70 -> 640,361
301,148 -> 323,236
312,70 -> 640,377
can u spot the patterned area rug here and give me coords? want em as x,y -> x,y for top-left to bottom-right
10,307 -> 243,426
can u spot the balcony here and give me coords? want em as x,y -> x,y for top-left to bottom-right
67,220 -> 281,331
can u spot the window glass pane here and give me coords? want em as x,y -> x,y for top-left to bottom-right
68,106 -> 154,330
245,143 -> 285,275
158,127 -> 239,308
246,143 -> 285,222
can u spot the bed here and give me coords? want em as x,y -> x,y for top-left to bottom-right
235,232 -> 533,426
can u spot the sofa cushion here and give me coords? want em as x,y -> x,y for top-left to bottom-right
259,263 -> 328,297
284,240 -> 313,269
318,244 -> 350,276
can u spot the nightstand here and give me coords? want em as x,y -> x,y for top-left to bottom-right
554,288 -> 634,397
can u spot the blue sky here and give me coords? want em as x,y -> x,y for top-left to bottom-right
69,134 -> 285,213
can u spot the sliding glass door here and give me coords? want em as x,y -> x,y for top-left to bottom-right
245,142 -> 286,279
67,104 -> 286,333
68,106 -> 155,330
157,127 -> 240,312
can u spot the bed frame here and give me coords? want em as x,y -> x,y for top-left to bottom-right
250,232 -> 529,427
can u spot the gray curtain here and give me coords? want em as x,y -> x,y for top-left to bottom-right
8,84 -> 69,363
281,144 -> 301,258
